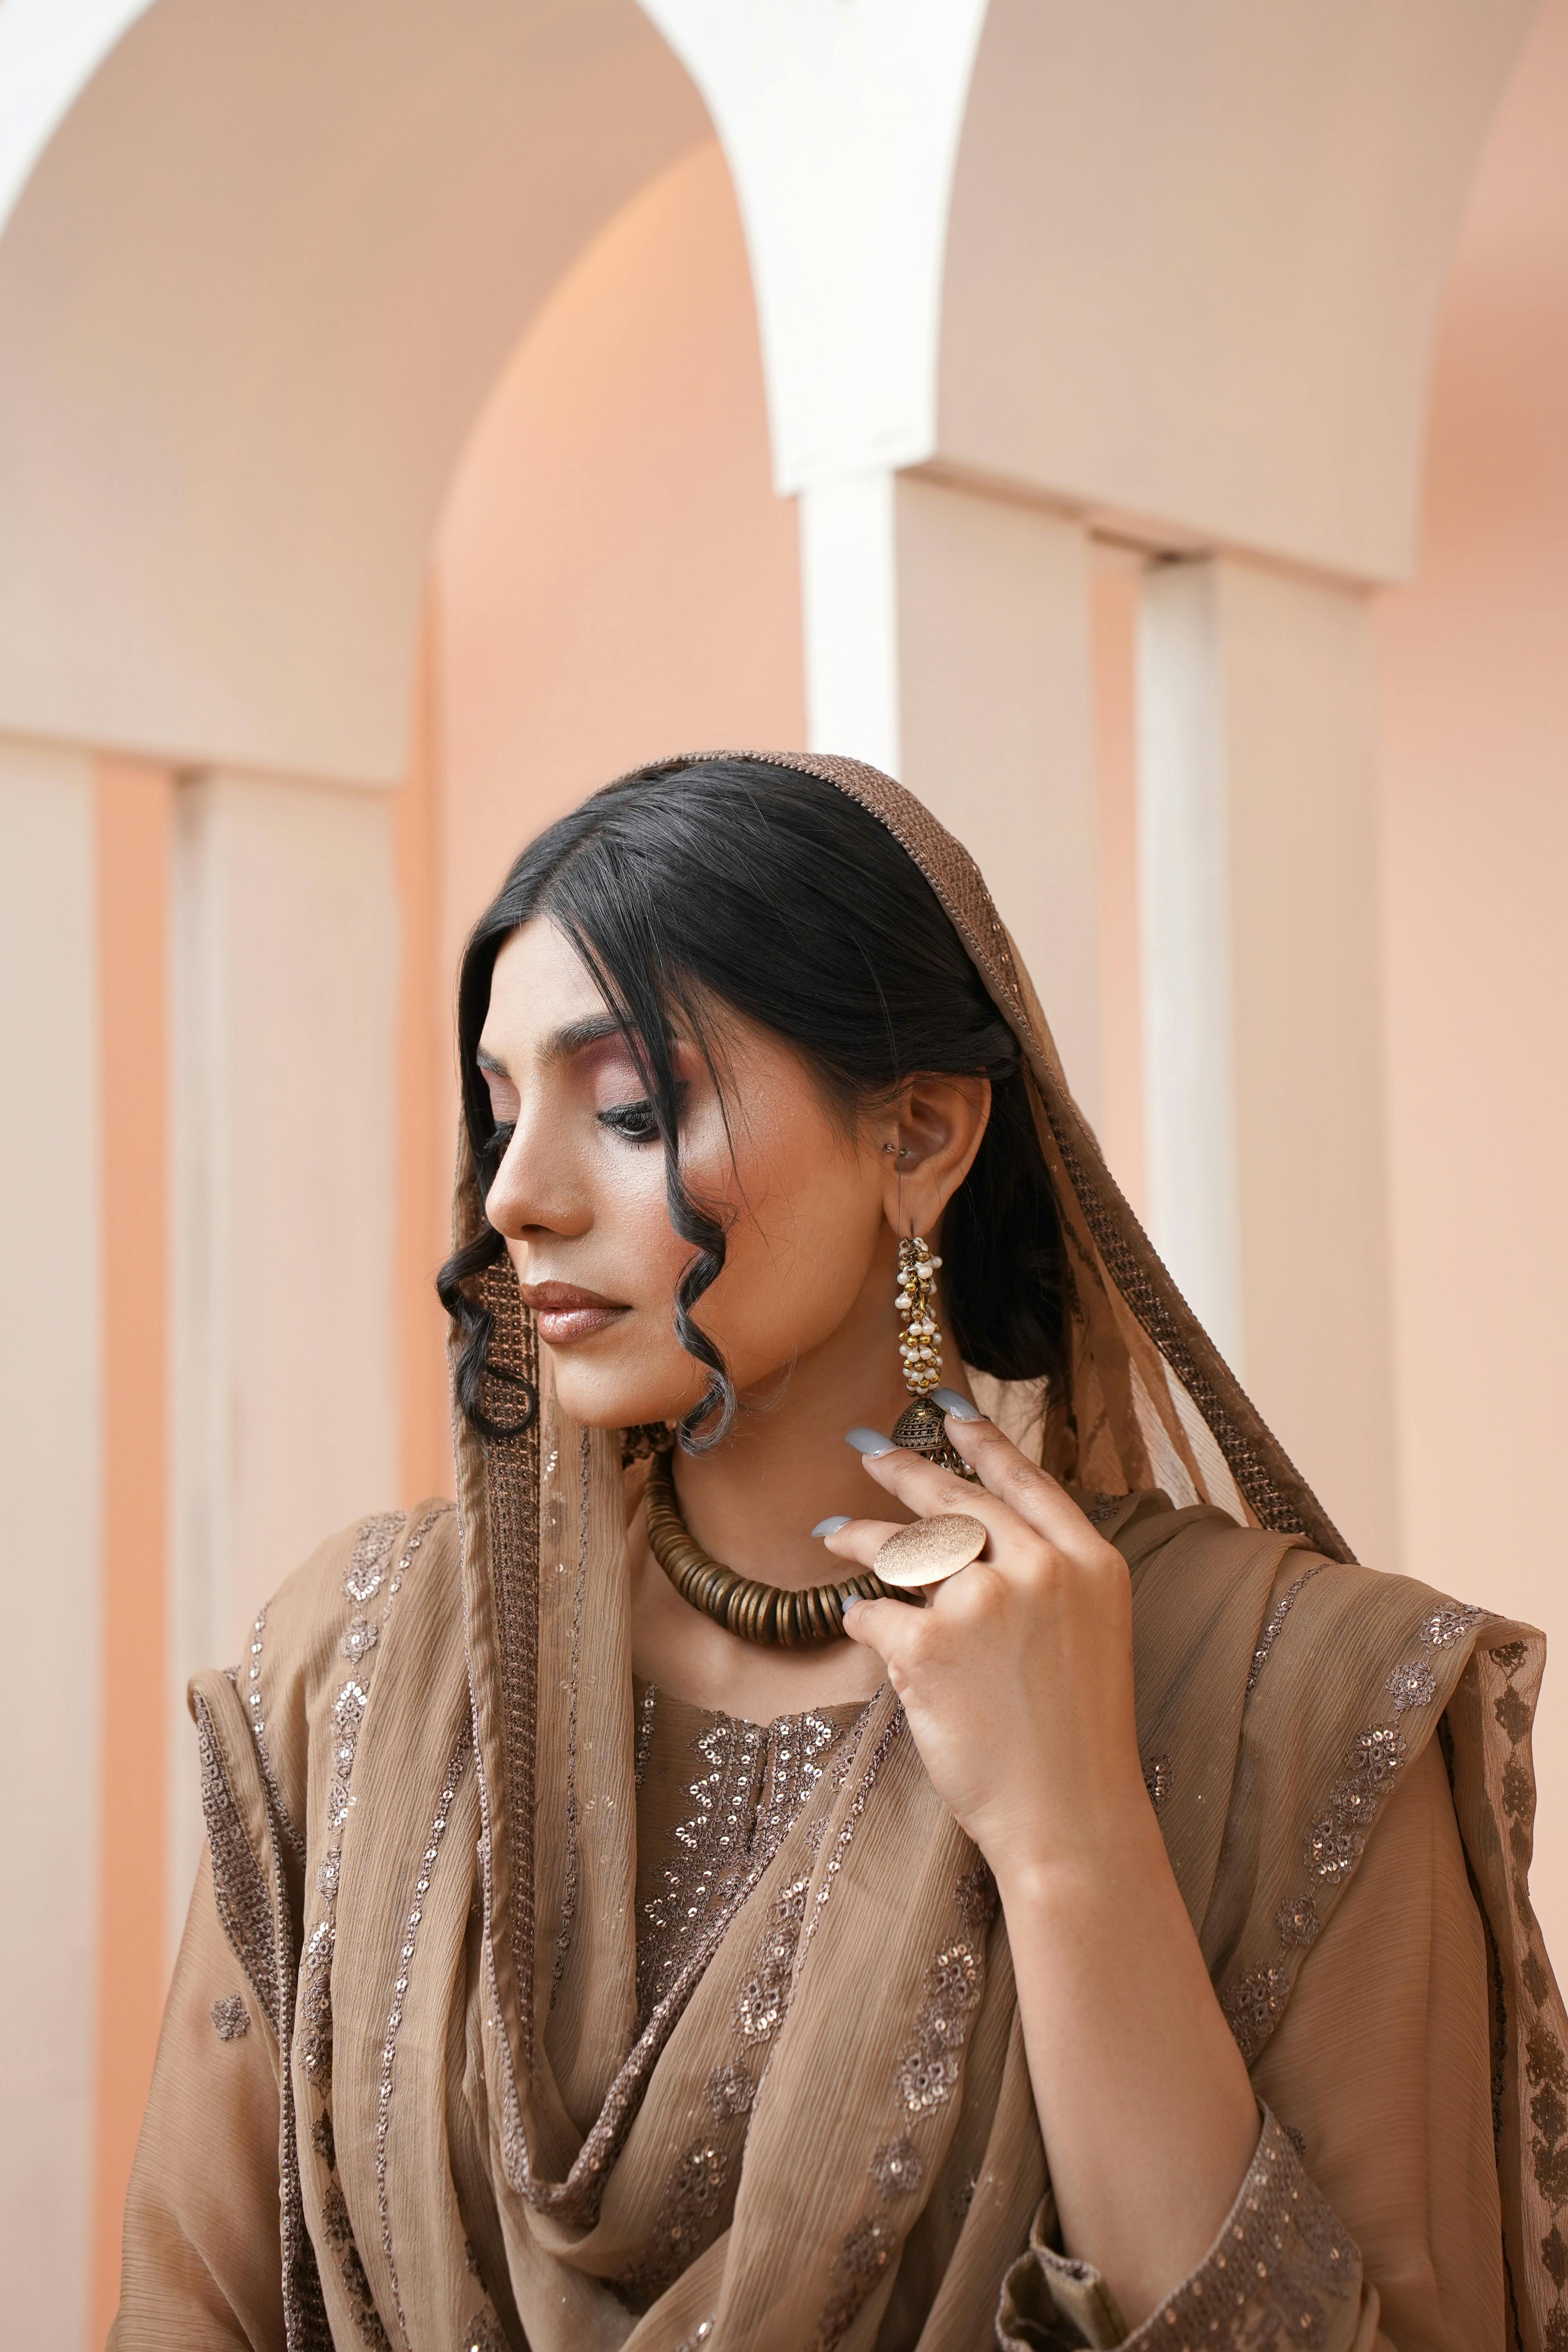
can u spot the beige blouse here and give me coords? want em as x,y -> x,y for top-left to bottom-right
114,1670 -> 1502,2347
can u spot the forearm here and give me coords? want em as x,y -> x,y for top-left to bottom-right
996,1797 -> 1259,2328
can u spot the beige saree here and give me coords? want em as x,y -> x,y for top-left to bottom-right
116,753 -> 1568,2351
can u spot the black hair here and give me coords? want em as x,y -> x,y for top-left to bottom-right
436,758 -> 1069,1447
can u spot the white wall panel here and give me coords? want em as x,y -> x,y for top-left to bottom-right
0,735 -> 100,2343
168,772 -> 400,1932
1138,557 -> 1398,1567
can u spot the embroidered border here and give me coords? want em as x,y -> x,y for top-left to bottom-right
1136,2110 -> 1357,2345
1245,1561 -> 1325,1695
194,1692 -> 279,2027
814,1866 -> 997,2351
377,1725 -> 473,2352
1484,1639 -> 1568,2346
1224,1597 -> 1483,2063
295,1503 -> 451,2350
242,1600 -> 307,1860
551,1435 -> 593,2002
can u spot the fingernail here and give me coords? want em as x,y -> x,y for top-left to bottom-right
846,1427 -> 898,1457
812,1515 -> 852,1538
839,1592 -> 860,1613
932,1387 -> 985,1423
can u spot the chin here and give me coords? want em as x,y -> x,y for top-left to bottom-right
540,1338 -> 694,1436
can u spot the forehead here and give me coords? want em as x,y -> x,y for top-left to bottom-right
480,919 -> 608,1051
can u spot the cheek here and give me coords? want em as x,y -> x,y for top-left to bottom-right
688,1111 -> 880,1372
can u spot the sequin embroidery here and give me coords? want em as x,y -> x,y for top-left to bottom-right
870,2136 -> 923,2199
376,1726 -> 472,2352
815,2217 -> 900,2349
1139,2111 -> 1357,2345
1224,1590 -> 1483,2063
638,1699 -> 847,2025
1245,1562 -> 1325,1695
211,1994 -> 249,2040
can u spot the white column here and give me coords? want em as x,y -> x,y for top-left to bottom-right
799,470 -> 1102,1128
1136,562 -> 1244,1367
0,736 -> 100,2346
1138,556 -> 1399,1568
169,771 -> 400,1929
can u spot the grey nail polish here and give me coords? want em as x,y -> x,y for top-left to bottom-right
932,1387 -> 985,1422
812,1515 -> 852,1538
846,1427 -> 898,1457
839,1592 -> 860,1613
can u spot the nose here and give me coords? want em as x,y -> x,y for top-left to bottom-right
483,1118 -> 589,1247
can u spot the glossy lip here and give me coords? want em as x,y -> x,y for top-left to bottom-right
517,1278 -> 630,1345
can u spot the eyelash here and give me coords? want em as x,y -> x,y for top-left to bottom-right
597,1099 -> 662,1145
483,1087 -> 677,1161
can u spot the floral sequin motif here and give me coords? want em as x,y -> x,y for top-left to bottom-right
706,2061 -> 755,2122
895,1940 -> 981,2118
735,1877 -> 810,2042
1276,1892 -> 1319,1948
342,1617 -> 379,1666
815,2218 -> 900,2350
1223,1967 -> 1285,2062
1142,1753 -> 1171,1811
617,2141 -> 728,2310
1386,1657 -> 1436,1715
343,1512 -> 405,1605
870,2136 -> 923,2200
1420,1602 -> 1482,1651
211,1994 -> 249,2040
1305,1725 -> 1406,1885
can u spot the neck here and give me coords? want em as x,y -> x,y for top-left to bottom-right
667,1252 -> 948,1594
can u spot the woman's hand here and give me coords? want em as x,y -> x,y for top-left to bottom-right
824,1409 -> 1153,1896
828,1406 -> 1263,2326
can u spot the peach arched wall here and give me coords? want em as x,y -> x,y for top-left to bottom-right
1377,0 -> 1568,1962
400,141 -> 808,1490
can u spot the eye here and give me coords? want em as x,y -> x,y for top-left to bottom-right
597,1098 -> 662,1145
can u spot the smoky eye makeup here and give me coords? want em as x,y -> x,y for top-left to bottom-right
596,1098 -> 663,1145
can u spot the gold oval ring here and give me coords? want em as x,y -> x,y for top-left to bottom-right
872,1513 -> 988,1590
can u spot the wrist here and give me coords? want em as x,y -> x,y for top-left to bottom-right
987,1791 -> 1168,1918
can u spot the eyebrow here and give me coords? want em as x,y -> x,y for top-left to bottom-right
476,1012 -> 628,1082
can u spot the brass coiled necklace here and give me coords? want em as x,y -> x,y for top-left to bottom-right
640,1232 -> 979,1647
643,1449 -> 903,1647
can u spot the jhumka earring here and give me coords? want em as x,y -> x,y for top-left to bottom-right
891,1234 -> 976,1478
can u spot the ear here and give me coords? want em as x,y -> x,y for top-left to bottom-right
879,1074 -> 991,1238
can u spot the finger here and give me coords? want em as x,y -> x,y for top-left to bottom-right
817,1518 -> 906,1572
940,1414 -> 1105,1553
838,1593 -> 926,1673
850,1437 -> 1031,1553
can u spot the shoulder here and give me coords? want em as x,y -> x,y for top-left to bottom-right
191,1500 -> 461,1865
1110,1492 -> 1512,1930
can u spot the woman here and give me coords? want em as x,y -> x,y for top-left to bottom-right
114,751 -> 1566,2350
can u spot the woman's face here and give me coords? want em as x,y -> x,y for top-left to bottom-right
476,918 -> 894,1433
